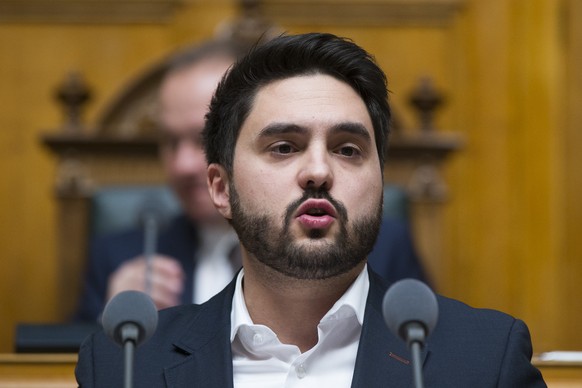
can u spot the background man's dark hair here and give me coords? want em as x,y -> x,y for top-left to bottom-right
163,39 -> 246,76
154,39 -> 245,132
203,32 -> 391,175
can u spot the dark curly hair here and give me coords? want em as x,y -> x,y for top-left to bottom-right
203,32 -> 391,176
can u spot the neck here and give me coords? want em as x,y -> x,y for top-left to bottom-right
241,256 -> 365,352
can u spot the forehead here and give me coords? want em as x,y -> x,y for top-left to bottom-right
158,57 -> 232,134
241,74 -> 374,139
161,58 -> 230,105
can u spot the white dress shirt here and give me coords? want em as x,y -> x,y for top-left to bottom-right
230,265 -> 370,388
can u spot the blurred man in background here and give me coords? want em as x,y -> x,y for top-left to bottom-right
75,41 -> 243,321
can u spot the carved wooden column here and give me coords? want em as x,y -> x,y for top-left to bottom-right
43,73 -> 165,320
44,73 -> 94,320
384,77 -> 462,288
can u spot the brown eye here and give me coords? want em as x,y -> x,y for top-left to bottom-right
340,147 -> 354,156
273,143 -> 295,154
338,146 -> 359,157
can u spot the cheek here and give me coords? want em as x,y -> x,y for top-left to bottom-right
233,165 -> 288,213
160,152 -> 175,176
344,172 -> 383,214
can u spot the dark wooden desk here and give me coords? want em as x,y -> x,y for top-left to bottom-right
0,353 -> 580,387
0,353 -> 77,387
533,358 -> 582,388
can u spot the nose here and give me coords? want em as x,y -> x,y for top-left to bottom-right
171,141 -> 207,177
298,146 -> 334,191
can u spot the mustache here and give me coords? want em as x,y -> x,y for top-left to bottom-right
283,188 -> 348,226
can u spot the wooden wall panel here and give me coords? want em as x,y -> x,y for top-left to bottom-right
561,0 -> 582,351
441,0 -> 567,352
0,0 -> 580,356
0,3 -> 235,352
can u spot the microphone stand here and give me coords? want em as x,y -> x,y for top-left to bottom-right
121,323 -> 140,388
406,322 -> 427,388
102,291 -> 158,388
382,279 -> 437,388
143,214 -> 158,296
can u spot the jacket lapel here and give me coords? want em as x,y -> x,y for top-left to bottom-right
158,268 -> 430,388
351,270 -> 431,387
163,278 -> 236,388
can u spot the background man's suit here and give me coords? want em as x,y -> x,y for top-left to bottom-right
76,268 -> 545,387
74,215 -> 427,322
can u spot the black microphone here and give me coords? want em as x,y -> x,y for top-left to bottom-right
102,290 -> 158,388
382,279 -> 438,388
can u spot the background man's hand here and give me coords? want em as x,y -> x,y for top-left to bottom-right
106,255 -> 185,310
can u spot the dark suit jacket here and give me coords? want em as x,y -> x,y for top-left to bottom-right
76,268 -> 545,387
368,217 -> 427,284
74,215 -> 426,322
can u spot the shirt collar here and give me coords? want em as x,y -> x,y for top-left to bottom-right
230,268 -> 254,342
230,264 -> 370,342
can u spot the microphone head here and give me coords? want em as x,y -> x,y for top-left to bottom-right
382,279 -> 438,342
101,290 -> 158,347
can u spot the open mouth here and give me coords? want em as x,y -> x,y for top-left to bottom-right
295,199 -> 337,229
305,208 -> 328,216
296,199 -> 337,218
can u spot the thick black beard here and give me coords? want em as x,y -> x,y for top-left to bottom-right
229,184 -> 383,280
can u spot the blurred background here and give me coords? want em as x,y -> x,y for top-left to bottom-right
0,0 -> 580,355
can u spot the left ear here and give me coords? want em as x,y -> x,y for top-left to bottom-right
207,163 -> 232,220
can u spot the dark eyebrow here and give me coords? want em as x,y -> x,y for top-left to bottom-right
257,122 -> 371,141
330,122 -> 372,143
257,123 -> 308,138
